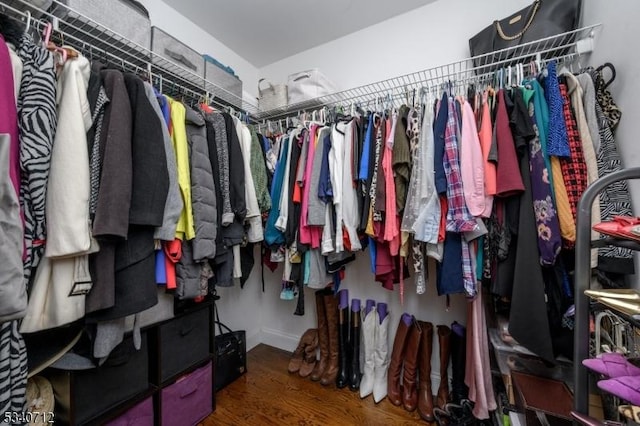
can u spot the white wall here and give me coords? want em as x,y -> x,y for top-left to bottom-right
582,0 -> 640,281
137,0 -> 260,104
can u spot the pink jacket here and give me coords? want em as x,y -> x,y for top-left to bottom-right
460,101 -> 485,217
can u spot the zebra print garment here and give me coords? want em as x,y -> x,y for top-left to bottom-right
594,100 -> 634,272
0,320 -> 28,423
17,35 -> 57,290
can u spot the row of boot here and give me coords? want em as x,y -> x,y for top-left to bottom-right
288,289 -> 470,423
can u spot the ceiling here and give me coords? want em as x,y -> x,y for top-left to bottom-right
162,0 -> 437,68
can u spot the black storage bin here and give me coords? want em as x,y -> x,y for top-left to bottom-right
47,333 -> 150,425
153,304 -> 211,384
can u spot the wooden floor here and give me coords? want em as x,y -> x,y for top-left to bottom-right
201,344 -> 424,426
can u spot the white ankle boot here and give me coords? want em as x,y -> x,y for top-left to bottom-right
372,314 -> 390,403
359,309 -> 377,398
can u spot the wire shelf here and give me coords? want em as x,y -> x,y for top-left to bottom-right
0,0 -> 259,116
255,24 -> 601,121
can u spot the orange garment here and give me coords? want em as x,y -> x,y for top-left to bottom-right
550,156 -> 576,245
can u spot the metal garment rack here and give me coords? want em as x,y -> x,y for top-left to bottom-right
0,0 -> 259,118
255,24 -> 601,122
574,168 -> 640,415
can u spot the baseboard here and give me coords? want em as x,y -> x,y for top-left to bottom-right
259,327 -> 300,352
246,329 -> 261,351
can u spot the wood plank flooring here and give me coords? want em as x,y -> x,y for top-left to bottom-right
201,344 -> 424,426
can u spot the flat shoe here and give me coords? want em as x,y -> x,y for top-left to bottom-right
585,289 -> 640,302
583,352 -> 640,378
598,375 -> 640,405
619,404 -> 640,422
570,411 -> 605,426
593,216 -> 640,243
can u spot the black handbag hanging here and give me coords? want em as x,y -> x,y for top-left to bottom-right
213,303 -> 247,392
469,0 -> 583,70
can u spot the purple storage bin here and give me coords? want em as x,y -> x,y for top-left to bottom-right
105,397 -> 154,426
161,362 -> 213,426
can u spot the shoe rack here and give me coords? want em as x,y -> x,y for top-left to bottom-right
574,167 -> 640,415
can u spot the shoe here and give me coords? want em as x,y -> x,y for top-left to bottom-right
598,374 -> 640,405
436,325 -> 452,409
320,292 -> 340,386
619,404 -> 640,422
585,289 -> 640,302
288,328 -> 318,374
570,411 -> 606,426
593,216 -> 640,243
417,321 -> 435,422
359,305 -> 377,399
387,313 -> 413,406
597,297 -> 640,316
373,310 -> 390,403
348,299 -> 362,391
336,290 -> 350,389
299,336 -> 319,378
402,319 -> 422,412
583,352 -> 640,378
310,289 -> 332,381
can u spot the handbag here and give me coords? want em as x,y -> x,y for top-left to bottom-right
213,307 -> 246,392
287,68 -> 338,106
258,78 -> 288,111
469,0 -> 582,70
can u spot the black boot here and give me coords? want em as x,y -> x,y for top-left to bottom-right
450,321 -> 468,404
336,291 -> 350,388
348,300 -> 361,391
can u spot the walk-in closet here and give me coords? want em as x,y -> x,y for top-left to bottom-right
0,0 -> 639,425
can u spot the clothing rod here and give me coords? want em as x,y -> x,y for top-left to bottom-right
256,50 -> 579,124
0,1 -> 254,119
0,0 -> 257,116
256,23 -> 601,120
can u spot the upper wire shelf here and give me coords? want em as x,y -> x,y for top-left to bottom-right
0,0 -> 259,116
255,24 -> 601,121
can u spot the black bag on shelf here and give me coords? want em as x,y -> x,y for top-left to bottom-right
213,305 -> 246,392
469,0 -> 582,70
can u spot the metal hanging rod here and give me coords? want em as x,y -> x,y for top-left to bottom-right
0,0 -> 259,117
256,23 -> 601,121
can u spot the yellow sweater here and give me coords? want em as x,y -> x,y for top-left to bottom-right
168,98 -> 195,240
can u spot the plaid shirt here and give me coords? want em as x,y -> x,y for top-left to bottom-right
444,96 -> 477,233
558,83 -> 588,224
442,96 -> 477,296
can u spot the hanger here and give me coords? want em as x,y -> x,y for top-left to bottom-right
596,62 -> 616,89
25,11 -> 31,33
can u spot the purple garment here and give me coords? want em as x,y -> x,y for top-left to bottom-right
523,87 -> 561,266
318,132 -> 333,202
0,36 -> 19,203
154,89 -> 170,126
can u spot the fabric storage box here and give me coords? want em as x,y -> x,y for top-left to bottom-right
46,333 -> 150,425
161,361 -> 213,426
152,304 -> 211,384
151,27 -> 205,78
104,396 -> 154,426
287,68 -> 338,106
52,0 -> 151,48
205,60 -> 243,104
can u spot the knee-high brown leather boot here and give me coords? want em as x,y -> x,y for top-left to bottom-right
320,292 -> 340,385
417,321 -> 435,421
436,325 -> 452,408
402,319 -> 422,412
387,314 -> 413,406
310,289 -> 330,381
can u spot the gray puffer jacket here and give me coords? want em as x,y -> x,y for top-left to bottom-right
185,106 -> 217,261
